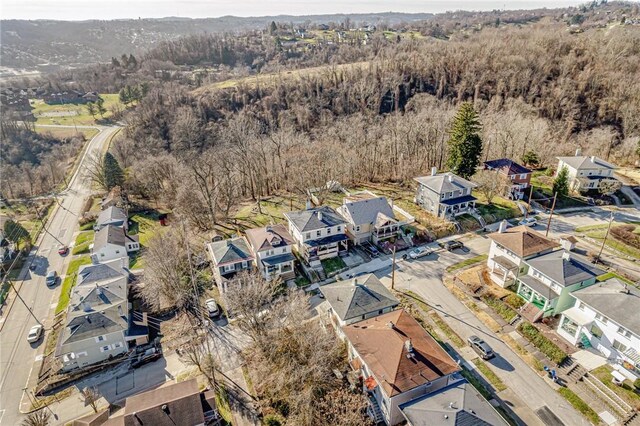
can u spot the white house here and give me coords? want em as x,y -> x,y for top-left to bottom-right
414,168 -> 477,219
343,310 -> 489,426
486,221 -> 559,288
92,225 -> 139,262
206,237 -> 254,287
336,191 -> 412,245
245,224 -> 296,281
283,206 -> 348,266
557,278 -> 640,378
95,206 -> 128,231
556,152 -> 618,193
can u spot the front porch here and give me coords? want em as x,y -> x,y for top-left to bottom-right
262,253 -> 296,281
304,234 -> 349,263
516,275 -> 558,314
439,195 -> 477,218
488,255 -> 518,288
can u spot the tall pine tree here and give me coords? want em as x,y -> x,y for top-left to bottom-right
446,102 -> 483,179
553,166 -> 570,197
103,152 -> 124,190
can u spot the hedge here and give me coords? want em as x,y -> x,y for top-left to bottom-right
517,322 -> 568,365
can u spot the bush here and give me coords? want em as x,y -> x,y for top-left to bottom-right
611,225 -> 640,250
264,415 -> 283,426
504,294 -> 525,309
518,322 -> 568,365
483,296 -> 517,322
634,378 -> 640,390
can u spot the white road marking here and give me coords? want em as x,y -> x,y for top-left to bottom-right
35,354 -> 43,362
50,303 -> 57,309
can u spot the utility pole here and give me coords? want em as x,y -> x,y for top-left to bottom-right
32,204 -> 64,246
596,212 -> 614,264
391,246 -> 396,290
545,192 -> 558,237
8,279 -> 42,326
526,185 -> 534,216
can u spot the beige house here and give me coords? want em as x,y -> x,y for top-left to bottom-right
245,224 -> 296,281
556,153 -> 618,193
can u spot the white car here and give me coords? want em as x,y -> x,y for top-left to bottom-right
205,299 -> 220,318
409,246 -> 432,259
27,324 -> 43,343
518,217 -> 537,227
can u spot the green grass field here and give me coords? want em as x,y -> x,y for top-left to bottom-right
56,255 -> 92,314
576,223 -> 640,260
31,94 -> 123,125
128,212 -> 167,269
72,230 -> 94,255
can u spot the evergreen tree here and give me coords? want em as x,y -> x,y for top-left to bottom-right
96,98 -> 107,118
4,219 -> 31,250
103,152 -> 124,190
446,102 -> 483,179
521,150 -> 541,168
86,102 -> 96,118
269,21 -> 277,35
119,88 -> 129,105
553,166 -> 570,197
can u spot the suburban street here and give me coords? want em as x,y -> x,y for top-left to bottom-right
0,126 -> 121,426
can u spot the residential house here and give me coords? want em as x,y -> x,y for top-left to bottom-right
483,158 -> 532,200
414,168 -> 477,219
336,191 -> 412,245
95,206 -> 128,231
101,186 -> 128,210
486,222 -> 560,288
343,310 -> 462,425
283,206 -> 348,266
556,152 -> 618,193
245,224 -> 296,281
93,225 -> 140,262
557,278 -> 640,378
399,380 -> 509,426
515,250 -> 605,321
73,379 -> 218,426
321,274 -> 399,332
206,237 -> 254,288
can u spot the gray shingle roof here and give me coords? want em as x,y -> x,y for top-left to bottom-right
400,380 -> 509,426
207,237 -> 253,266
338,196 -> 395,226
97,206 -> 127,226
320,274 -> 399,322
284,206 -> 346,233
414,172 -> 477,195
71,276 -> 127,312
526,251 -> 604,287
61,303 -> 127,345
572,278 -> 640,335
94,225 -> 127,250
557,156 -> 617,170
78,260 -> 128,285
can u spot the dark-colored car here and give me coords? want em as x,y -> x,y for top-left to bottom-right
131,347 -> 162,369
444,240 -> 464,251
362,243 -> 380,258
468,335 -> 494,360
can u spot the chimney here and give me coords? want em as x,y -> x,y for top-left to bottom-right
448,174 -> 453,182
404,339 -> 414,353
317,210 -> 323,221
590,155 -> 596,162
90,254 -> 99,265
431,167 -> 437,176
575,148 -> 582,156
83,301 -> 91,312
266,225 -> 272,233
386,321 -> 395,329
305,199 -> 312,210
562,251 -> 571,261
498,220 -> 508,233
353,278 -> 358,285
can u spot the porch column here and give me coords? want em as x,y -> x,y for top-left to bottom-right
529,289 -> 535,303
543,298 -> 549,311
503,269 -> 508,281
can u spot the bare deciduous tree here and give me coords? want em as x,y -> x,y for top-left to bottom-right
473,169 -> 510,204
20,409 -> 51,426
313,388 -> 372,426
80,386 -> 101,413
598,179 -> 623,196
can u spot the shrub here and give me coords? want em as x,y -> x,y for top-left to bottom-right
264,415 -> 282,426
611,225 -> 640,250
483,296 -> 517,322
504,294 -> 525,309
518,322 -> 568,365
634,378 -> 640,390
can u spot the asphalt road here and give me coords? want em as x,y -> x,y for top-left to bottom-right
0,126 -> 120,426
377,237 -> 591,426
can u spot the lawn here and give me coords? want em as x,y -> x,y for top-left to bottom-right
473,193 -> 521,223
557,387 -> 601,424
72,230 -> 94,255
30,94 -> 124,126
34,126 -> 99,141
445,254 -> 488,273
56,255 -> 92,314
591,365 -> 640,410
321,256 -> 346,275
128,211 -> 167,269
576,223 -> 640,260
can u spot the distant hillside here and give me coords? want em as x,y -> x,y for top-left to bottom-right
0,13 -> 432,75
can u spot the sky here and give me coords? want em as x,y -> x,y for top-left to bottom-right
1,0 -> 586,21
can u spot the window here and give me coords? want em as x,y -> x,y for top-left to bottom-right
618,327 -> 632,338
241,261 -> 247,268
520,174 -> 527,179
114,342 -> 123,349
613,340 -> 628,352
282,248 -> 287,253
95,335 -> 105,342
590,323 -> 603,339
305,233 -> 310,239
115,250 -> 120,254
596,313 -> 609,324
355,226 -> 361,232
100,345 -> 111,352
578,302 -> 585,311
337,226 -> 341,232
327,227 -> 331,235
316,230 -> 321,237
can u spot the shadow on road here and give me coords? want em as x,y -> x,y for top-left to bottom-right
489,353 -> 515,372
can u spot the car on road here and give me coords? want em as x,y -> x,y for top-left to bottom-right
362,243 -> 380,258
45,270 -> 57,287
468,335 -> 494,360
57,245 -> 69,255
518,217 -> 537,227
443,240 -> 464,251
27,324 -> 43,343
205,298 -> 220,318
409,246 -> 432,259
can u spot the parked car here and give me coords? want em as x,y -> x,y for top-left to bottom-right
409,246 -> 432,259
205,298 -> 220,318
57,245 -> 69,255
45,270 -> 57,287
443,240 -> 464,251
362,243 -> 380,258
27,324 -> 43,343
468,335 -> 494,360
131,347 -> 162,369
518,217 -> 537,227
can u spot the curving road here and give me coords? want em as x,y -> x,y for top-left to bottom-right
0,126 -> 120,426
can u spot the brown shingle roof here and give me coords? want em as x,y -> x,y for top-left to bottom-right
488,226 -> 559,258
343,310 -> 460,397
245,224 -> 295,252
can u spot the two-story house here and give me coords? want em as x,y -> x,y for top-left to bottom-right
487,221 -> 560,288
206,236 -> 254,287
245,224 -> 296,282
483,158 -> 532,200
92,225 -> 139,262
95,206 -> 128,231
556,152 -> 618,193
344,309 -> 473,425
557,278 -> 640,378
283,206 -> 348,266
336,191 -> 412,245
414,168 -> 477,219
516,250 -> 604,322
321,274 -> 399,334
